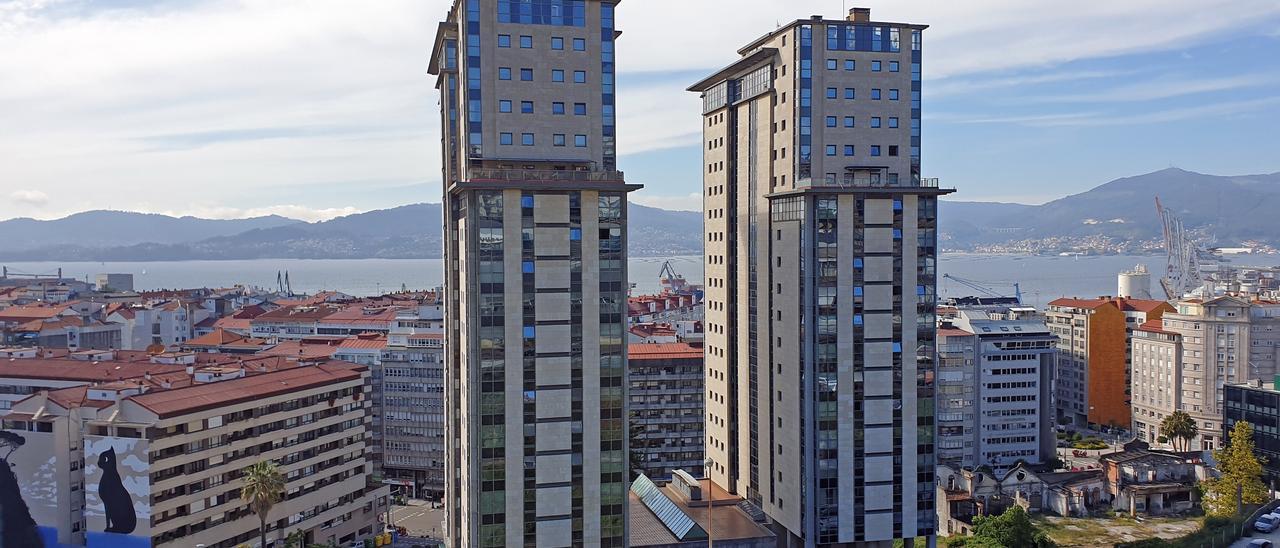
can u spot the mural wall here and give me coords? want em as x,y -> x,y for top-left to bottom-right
0,429 -> 57,547
84,436 -> 151,548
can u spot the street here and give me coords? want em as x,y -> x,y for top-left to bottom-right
388,500 -> 446,548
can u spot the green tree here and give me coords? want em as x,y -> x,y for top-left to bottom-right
1159,410 -> 1199,452
242,460 -> 287,548
966,506 -> 1056,548
1201,420 -> 1268,516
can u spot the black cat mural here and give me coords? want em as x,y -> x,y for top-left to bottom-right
0,430 -> 45,547
98,447 -> 137,534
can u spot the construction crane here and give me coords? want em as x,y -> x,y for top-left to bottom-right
658,260 -> 689,294
942,274 -> 1022,305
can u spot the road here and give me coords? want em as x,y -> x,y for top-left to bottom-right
388,500 -> 446,547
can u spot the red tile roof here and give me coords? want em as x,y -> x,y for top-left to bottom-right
1049,297 -> 1171,313
628,343 -> 703,360
937,327 -> 974,338
337,333 -> 389,350
184,328 -> 271,349
129,362 -> 365,418
253,303 -> 346,322
1136,319 -> 1177,335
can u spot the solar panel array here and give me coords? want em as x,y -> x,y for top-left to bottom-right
630,474 -> 708,541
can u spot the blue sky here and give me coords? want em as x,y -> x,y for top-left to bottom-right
1,0 -> 1279,220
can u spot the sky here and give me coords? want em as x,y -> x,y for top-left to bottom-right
2,0 -> 1280,221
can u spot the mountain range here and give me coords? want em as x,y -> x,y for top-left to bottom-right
940,168 -> 1280,252
0,203 -> 703,260
1,168 -> 1275,261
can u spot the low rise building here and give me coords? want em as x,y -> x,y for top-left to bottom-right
1098,442 -> 1200,516
628,472 -> 772,548
936,463 -> 1105,536
629,343 -> 705,480
936,307 -> 1056,471
0,353 -> 390,547
1223,377 -> 1280,486
1047,297 -> 1174,429
1132,297 -> 1280,451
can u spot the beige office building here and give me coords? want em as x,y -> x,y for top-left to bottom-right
429,1 -> 637,546
1131,296 -> 1280,450
690,8 -> 951,546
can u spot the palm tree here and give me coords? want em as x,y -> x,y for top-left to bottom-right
242,460 -> 286,548
1160,410 -> 1199,451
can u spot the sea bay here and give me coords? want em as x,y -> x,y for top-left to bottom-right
6,253 -> 1280,303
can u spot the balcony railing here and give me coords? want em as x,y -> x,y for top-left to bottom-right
467,168 -> 626,183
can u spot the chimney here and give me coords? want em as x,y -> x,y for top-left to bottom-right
848,7 -> 871,22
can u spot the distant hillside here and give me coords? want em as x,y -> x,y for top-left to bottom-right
0,211 -> 299,252
941,168 -> 1280,251
0,203 -> 703,260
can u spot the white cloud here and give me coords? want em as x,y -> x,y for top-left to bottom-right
9,189 -> 49,207
151,205 -> 363,223
2,0 -> 1280,219
631,192 -> 702,212
1028,73 -> 1277,103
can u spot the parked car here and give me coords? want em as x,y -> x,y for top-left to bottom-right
1254,514 -> 1279,533
1249,538 -> 1273,548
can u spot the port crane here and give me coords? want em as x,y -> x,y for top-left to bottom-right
941,274 -> 1022,305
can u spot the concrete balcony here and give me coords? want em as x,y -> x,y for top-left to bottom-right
467,167 -> 626,183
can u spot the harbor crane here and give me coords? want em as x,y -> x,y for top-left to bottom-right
942,274 -> 1022,305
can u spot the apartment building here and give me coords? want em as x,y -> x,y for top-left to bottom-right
0,355 -> 388,548
377,305 -> 447,499
1132,296 -> 1280,450
936,308 -> 1056,471
1046,297 -> 1174,429
1223,378 -> 1280,484
429,1 -> 637,545
628,342 -> 705,481
689,7 -> 950,545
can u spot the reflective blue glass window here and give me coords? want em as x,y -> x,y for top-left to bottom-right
520,68 -> 533,81
552,102 -> 565,114
523,326 -> 535,338
871,89 -> 882,100
871,117 -> 881,128
894,198 -> 903,211
521,195 -> 535,208
854,286 -> 863,297
825,116 -> 836,127
574,103 -> 586,115
844,116 -> 854,127
889,117 -> 899,128
552,69 -> 564,82
570,228 -> 582,240
889,89 -> 900,100
844,59 -> 855,71
871,145 -> 881,156
844,145 -> 854,156
499,67 -> 511,80
854,258 -> 863,269
893,342 -> 903,353
890,61 -> 900,72
917,285 -> 926,296
500,133 -> 513,145
522,261 -> 534,273
826,87 -> 837,99
825,145 -> 836,156
521,101 -> 533,113
499,100 -> 512,113
574,134 -> 587,147
854,315 -> 864,326
553,134 -> 566,146
893,228 -> 902,239
573,37 -> 586,51
520,35 -> 533,48
826,59 -> 837,70
498,34 -> 511,48
844,88 -> 854,99
521,133 -> 534,146
574,70 -> 586,83
551,37 -> 563,50
872,60 -> 882,72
